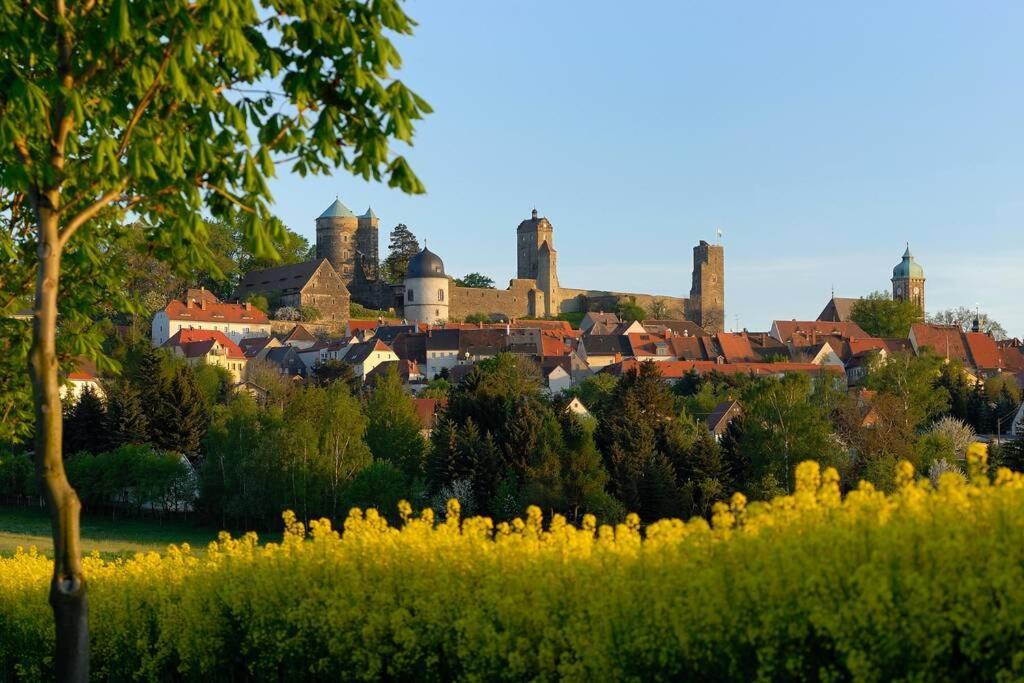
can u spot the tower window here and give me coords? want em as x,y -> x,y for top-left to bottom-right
407,289 -> 414,302
438,289 -> 445,302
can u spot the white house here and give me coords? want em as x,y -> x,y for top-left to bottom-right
425,329 -> 461,379
61,359 -> 104,402
344,339 -> 400,379
151,290 -> 270,346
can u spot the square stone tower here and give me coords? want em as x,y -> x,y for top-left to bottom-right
517,208 -> 554,279
355,207 -> 380,280
688,240 -> 725,333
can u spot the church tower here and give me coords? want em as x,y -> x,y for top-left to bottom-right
517,208 -> 555,280
687,240 -> 725,333
892,245 -> 925,313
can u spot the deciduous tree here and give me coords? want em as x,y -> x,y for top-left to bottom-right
0,1 -> 429,673
849,291 -> 922,338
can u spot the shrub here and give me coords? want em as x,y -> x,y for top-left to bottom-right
4,450 -> 1024,681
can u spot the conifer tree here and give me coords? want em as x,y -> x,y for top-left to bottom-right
155,366 -> 208,457
380,223 -> 421,283
102,381 -> 149,450
560,412 -> 612,521
63,387 -> 106,456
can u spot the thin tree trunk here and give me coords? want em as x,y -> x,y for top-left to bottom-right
29,209 -> 89,682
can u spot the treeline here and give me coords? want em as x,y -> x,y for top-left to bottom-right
3,341 -> 1022,528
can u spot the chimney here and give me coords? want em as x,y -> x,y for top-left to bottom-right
187,299 -> 193,309
201,300 -> 207,310
244,302 -> 251,311
812,330 -> 817,345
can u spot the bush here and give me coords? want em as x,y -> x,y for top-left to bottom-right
4,452 -> 1024,681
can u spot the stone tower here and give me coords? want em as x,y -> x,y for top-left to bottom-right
892,245 -> 925,313
536,239 -> 560,317
688,240 -> 725,333
517,208 -> 555,279
355,207 -> 380,280
316,198 -> 360,282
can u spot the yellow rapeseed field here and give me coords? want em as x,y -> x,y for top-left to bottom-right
3,447 -> 1024,681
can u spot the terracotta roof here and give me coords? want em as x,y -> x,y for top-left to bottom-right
508,319 -> 573,331
998,347 -> 1024,373
911,324 -> 969,363
964,332 -> 1001,371
163,299 -> 269,325
68,357 -> 99,381
669,335 -> 715,361
164,329 -> 246,360
772,320 -> 868,343
716,333 -> 758,363
627,333 -> 672,358
540,333 -> 570,357
412,398 -> 447,430
602,358 -> 844,379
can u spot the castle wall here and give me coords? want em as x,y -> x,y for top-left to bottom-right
448,280 -> 537,320
557,288 -> 688,318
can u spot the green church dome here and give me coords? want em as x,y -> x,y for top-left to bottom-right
892,246 -> 924,280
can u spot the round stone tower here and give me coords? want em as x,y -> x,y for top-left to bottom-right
316,198 -> 359,281
403,246 -> 449,325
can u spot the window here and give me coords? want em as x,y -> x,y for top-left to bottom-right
438,289 -> 445,302
407,289 -> 414,302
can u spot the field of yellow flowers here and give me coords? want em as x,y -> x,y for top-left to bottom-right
3,450 -> 1024,681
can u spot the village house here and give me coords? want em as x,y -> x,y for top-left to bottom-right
162,329 -> 247,383
578,335 -> 633,369
343,339 -> 400,379
151,290 -> 271,346
60,359 -> 104,402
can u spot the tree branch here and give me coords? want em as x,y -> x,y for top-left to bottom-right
59,183 -> 127,248
116,46 -> 174,158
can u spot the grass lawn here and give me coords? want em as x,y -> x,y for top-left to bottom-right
0,505 -> 221,560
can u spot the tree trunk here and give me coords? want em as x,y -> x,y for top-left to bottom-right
28,209 -> 89,682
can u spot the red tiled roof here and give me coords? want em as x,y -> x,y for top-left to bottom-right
164,329 -> 246,359
772,320 -> 869,342
604,358 -> 844,379
540,334 -> 570,357
68,357 -> 98,381
911,324 -> 968,363
627,333 -> 673,358
164,299 -> 269,325
999,347 -> 1024,373
716,333 -> 758,363
348,320 -> 380,332
964,332 -> 1001,371
412,398 -> 447,430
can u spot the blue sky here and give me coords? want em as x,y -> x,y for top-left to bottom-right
266,1 -> 1024,337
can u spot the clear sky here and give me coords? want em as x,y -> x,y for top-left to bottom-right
266,1 -> 1024,337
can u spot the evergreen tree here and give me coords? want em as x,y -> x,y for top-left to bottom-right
380,223 -> 420,283
638,452 -> 683,521
719,416 -> 752,494
154,366 -> 209,456
680,430 -> 730,517
560,412 -> 613,522
966,379 -> 992,433
102,381 -> 149,450
364,364 -> 427,477
63,387 -> 106,455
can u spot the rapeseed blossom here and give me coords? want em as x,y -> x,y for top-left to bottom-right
3,457 -> 1024,681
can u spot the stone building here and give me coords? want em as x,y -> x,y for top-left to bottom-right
236,259 -> 350,322
419,208 -> 726,333
892,245 -> 925,313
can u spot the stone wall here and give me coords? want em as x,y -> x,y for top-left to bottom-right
448,280 -> 537,320
558,288 -> 688,318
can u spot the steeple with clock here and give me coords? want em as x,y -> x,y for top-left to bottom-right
892,244 -> 925,313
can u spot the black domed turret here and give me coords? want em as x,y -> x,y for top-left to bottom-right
406,247 -> 446,278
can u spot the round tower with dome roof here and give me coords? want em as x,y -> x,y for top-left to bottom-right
403,246 -> 449,324
892,244 -> 925,313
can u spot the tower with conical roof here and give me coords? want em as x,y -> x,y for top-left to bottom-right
315,198 -> 380,284
892,244 -> 925,313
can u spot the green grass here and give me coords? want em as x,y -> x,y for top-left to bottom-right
0,505 -> 221,560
